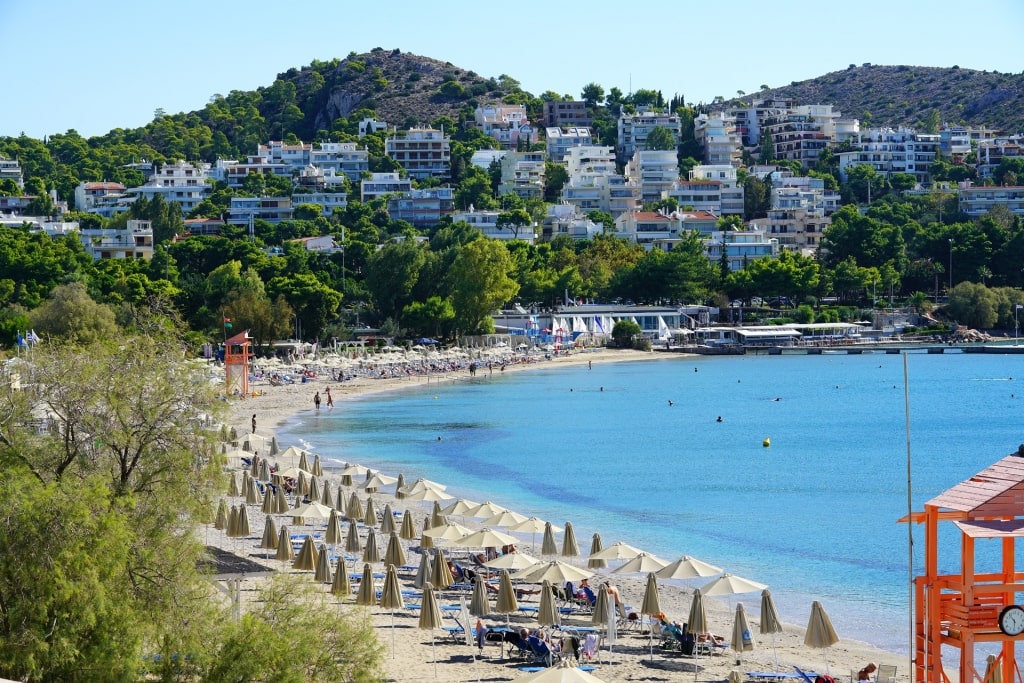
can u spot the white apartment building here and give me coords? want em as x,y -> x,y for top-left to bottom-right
126,160 -> 211,214
0,155 -> 24,188
561,173 -> 640,217
385,128 -> 451,180
958,184 -> 1024,217
614,210 -> 683,247
360,173 -> 413,202
546,127 -> 594,163
74,181 -> 128,214
694,112 -> 742,166
725,98 -> 799,148
543,204 -> 603,241
79,219 -> 154,260
976,137 -> 1024,179
617,108 -> 682,161
625,149 -> 679,204
703,229 -> 778,271
222,154 -> 291,189
310,142 -> 369,181
666,179 -> 722,215
227,197 -> 293,225
563,145 -> 617,177
452,207 -> 536,243
386,187 -> 454,227
358,118 -> 388,137
498,151 -> 546,199
691,165 -> 744,215
293,191 -> 348,217
259,141 -> 311,169
764,104 -> 843,168
758,184 -> 832,255
837,128 -> 940,185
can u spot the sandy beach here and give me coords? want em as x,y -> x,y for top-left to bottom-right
212,348 -> 907,682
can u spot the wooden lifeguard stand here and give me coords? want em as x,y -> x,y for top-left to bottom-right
224,330 -> 252,397
905,453 -> 1024,683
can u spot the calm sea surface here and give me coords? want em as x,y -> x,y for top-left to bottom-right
278,351 -> 1024,655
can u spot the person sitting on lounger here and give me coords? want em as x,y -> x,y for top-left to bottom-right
858,663 -> 877,681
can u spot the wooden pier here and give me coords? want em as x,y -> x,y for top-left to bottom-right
666,343 -> 1024,356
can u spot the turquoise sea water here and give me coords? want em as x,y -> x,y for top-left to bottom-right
278,352 -> 1024,655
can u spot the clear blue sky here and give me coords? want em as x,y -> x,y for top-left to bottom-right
2,0 -> 1022,140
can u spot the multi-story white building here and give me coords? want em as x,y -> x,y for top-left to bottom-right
310,142 -> 369,181
694,112 -> 742,166
703,228 -> 778,271
222,154 -> 291,189
498,151 -> 546,199
543,204 -> 603,241
546,127 -> 594,163
625,149 -> 679,204
691,165 -> 744,215
958,184 -> 1024,217
764,104 -> 843,168
475,104 -> 538,149
614,210 -> 683,247
358,118 -> 388,137
227,197 -> 293,225
976,137 -> 1024,179
758,182 -> 832,255
293,191 -> 348,217
258,141 -> 312,170
74,181 -> 128,214
126,160 -> 211,214
563,145 -> 617,177
561,173 -> 640,217
79,219 -> 154,260
385,128 -> 451,180
667,179 -> 722,215
452,207 -> 536,242
725,98 -> 798,148
386,187 -> 454,228
617,108 -> 682,161
360,173 -> 413,202
0,155 -> 24,188
470,149 -> 507,170
837,128 -> 940,185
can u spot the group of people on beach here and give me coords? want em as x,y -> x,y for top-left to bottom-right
313,388 -> 334,410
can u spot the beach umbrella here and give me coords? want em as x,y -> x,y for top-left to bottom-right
259,516 -> 278,551
291,491 -> 304,525
364,472 -> 398,492
516,659 -> 609,682
688,588 -> 708,683
275,466 -> 313,482
298,451 -> 310,472
379,563 -> 405,657
430,547 -> 454,590
541,521 -> 559,556
258,458 -> 271,482
441,498 -> 479,517
261,487 -> 276,514
314,543 -> 333,583
225,505 -> 238,537
469,500 -> 507,518
320,479 -> 333,507
588,533 -> 606,569
430,501 -> 446,528
452,527 -> 518,550
275,525 -> 294,562
985,654 -> 1003,683
345,518 -> 361,554
701,573 -> 768,597
394,473 -> 406,499
290,501 -> 335,523
269,435 -> 279,456
340,462 -> 368,486
380,503 -> 395,535
405,486 -> 453,503
591,583 -> 617,664
364,498 -> 379,528
514,560 -> 594,585
293,534 -> 318,571
335,486 -> 345,511
214,500 -> 228,530
494,569 -> 519,622
236,505 -> 251,537
414,551 -> 433,589
538,579 -> 560,628
228,426 -> 238,441
483,551 -> 540,571
611,552 -> 669,575
423,521 -> 473,542
804,600 -> 840,674
384,531 -> 406,568
400,509 -> 417,541
656,555 -> 723,580
274,485 -> 289,514
418,581 -> 445,680
325,508 -> 343,546
250,454 -> 260,479
589,540 -> 643,562
402,477 -> 447,495
330,556 -> 351,599
227,472 -> 240,497
420,516 -> 435,550
346,492 -> 363,520
509,516 -> 548,534
245,477 -> 261,505
481,509 -> 528,528
760,589 -> 784,670
562,522 -> 580,559
355,563 -> 376,606
278,445 -> 308,466
308,476 -> 321,503
731,602 -> 756,665
297,470 -> 310,497
362,527 -> 381,564
311,453 -> 323,477
219,424 -> 229,441
470,575 -> 490,616
223,448 -> 253,465
641,572 -> 662,660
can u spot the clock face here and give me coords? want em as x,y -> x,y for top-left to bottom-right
999,605 -> 1024,636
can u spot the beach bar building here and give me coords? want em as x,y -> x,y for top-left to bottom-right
224,331 -> 252,398
904,453 -> 1024,683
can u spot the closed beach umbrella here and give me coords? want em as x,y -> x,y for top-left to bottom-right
760,589 -> 784,669
345,518 -> 361,554
308,476 -> 321,503
688,588 -> 708,635
414,551 -> 433,589
259,458 -> 271,483
538,579 -> 560,627
364,497 -> 378,528
225,506 -> 238,537
298,451 -> 310,473
562,522 -> 580,559
430,547 -> 453,590
641,572 -> 662,660
589,540 -> 643,562
430,500 -> 446,528
245,476 -> 260,505
541,521 -> 559,556
330,556 -> 351,599
611,552 -> 669,575
362,527 -> 381,564
384,531 -> 406,568
483,551 -> 540,571
274,485 -> 288,514
227,472 -> 240,497
400,509 -> 417,541
311,453 -> 323,477
418,581 -> 444,679
261,487 -> 275,514
656,555 -> 722,580
380,503 -> 395,535
320,479 -> 333,507
291,492 -> 304,525
731,602 -> 756,664
379,563 -> 405,657
420,516 -> 435,550
470,575 -> 490,616
297,470 -> 309,497
269,435 -> 279,456
346,492 -> 363,520
355,563 -> 376,606
325,508 -> 343,546
250,455 -> 259,479
314,543 -> 332,583
214,500 -> 228,530
394,473 -> 406,499
494,569 -> 519,619
592,582 -> 612,627
259,516 -> 278,550
335,486 -> 346,511
293,534 -> 318,571
588,533 -> 606,569
514,560 -> 594,585
482,509 -> 528,528
275,525 -> 294,562
805,600 -> 840,674
701,573 -> 768,597
985,654 -> 1003,683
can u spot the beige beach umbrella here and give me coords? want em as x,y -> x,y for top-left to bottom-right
258,458 -> 271,482
214,500 -> 228,530
514,560 -> 594,585
269,435 -> 279,456
538,580 -> 560,628
641,572 -> 662,660
656,555 -> 723,580
228,426 -> 238,441
320,479 -> 333,507
562,521 -> 580,559
379,563 -> 405,657
483,551 -> 540,571
384,531 -> 406,568
406,487 -> 453,503
219,424 -> 229,442
249,454 -> 259,479
340,462 -> 369,486
296,470 -> 310,497
591,582 -> 612,626
414,551 -> 433,589
985,654 -> 1003,683
261,487 -> 276,514
516,659 -> 609,682
701,573 -> 768,597
509,516 -> 548,534
482,509 -> 528,528
688,588 -> 708,635
731,602 -> 756,664
311,453 -> 323,477
804,600 -> 840,674
589,540 -> 643,562
325,508 -> 343,546
418,581 -> 445,679
441,498 -> 479,517
259,516 -> 278,551
452,527 -> 518,550
290,490 -> 304,525
588,533 -> 606,569
277,445 -> 307,466
400,509 -> 417,541
420,517 -> 435,550
364,498 -> 379,528
362,527 -> 381,564
298,451 -> 310,472
430,500 -> 446,528
380,503 -> 395,535
470,575 -> 490,617
402,476 -> 447,496
226,505 -> 239,537
314,544 -> 333,584
430,547 -> 454,590
345,518 -> 361,554
494,569 -> 519,625
355,563 -> 377,606
423,521 -> 473,542
245,477 -> 261,505
308,476 -> 321,503
335,486 -> 346,511
541,521 -> 559,556
293,534 -> 318,571
346,492 -> 363,520
227,472 -> 240,497
760,588 -> 784,669
394,473 -> 407,499
469,500 -> 506,518
275,526 -> 294,562
364,472 -> 398,492
223,448 -> 253,466
275,466 -> 313,482
274,485 -> 289,514
611,552 -> 669,575
290,501 -> 335,522
330,556 -> 351,599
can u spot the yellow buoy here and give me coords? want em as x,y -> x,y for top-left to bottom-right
762,437 -> 771,448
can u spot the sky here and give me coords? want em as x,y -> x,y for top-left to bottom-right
2,0 -> 1023,140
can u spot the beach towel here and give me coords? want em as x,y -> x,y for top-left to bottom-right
583,633 -> 599,660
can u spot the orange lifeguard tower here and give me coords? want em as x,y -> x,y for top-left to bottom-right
224,330 -> 252,397
905,452 -> 1024,683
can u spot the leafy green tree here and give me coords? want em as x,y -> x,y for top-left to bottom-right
29,282 -> 119,344
267,272 -> 342,341
947,281 -> 998,328
365,240 -> 426,324
611,319 -> 642,348
543,162 -> 569,203
402,296 -> 455,339
453,166 -> 496,210
447,239 -> 519,333
581,83 -> 605,109
644,125 -> 677,151
496,209 -> 532,239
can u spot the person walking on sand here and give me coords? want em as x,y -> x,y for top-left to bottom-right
325,387 -> 334,408
313,391 -> 321,411
251,414 -> 257,433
